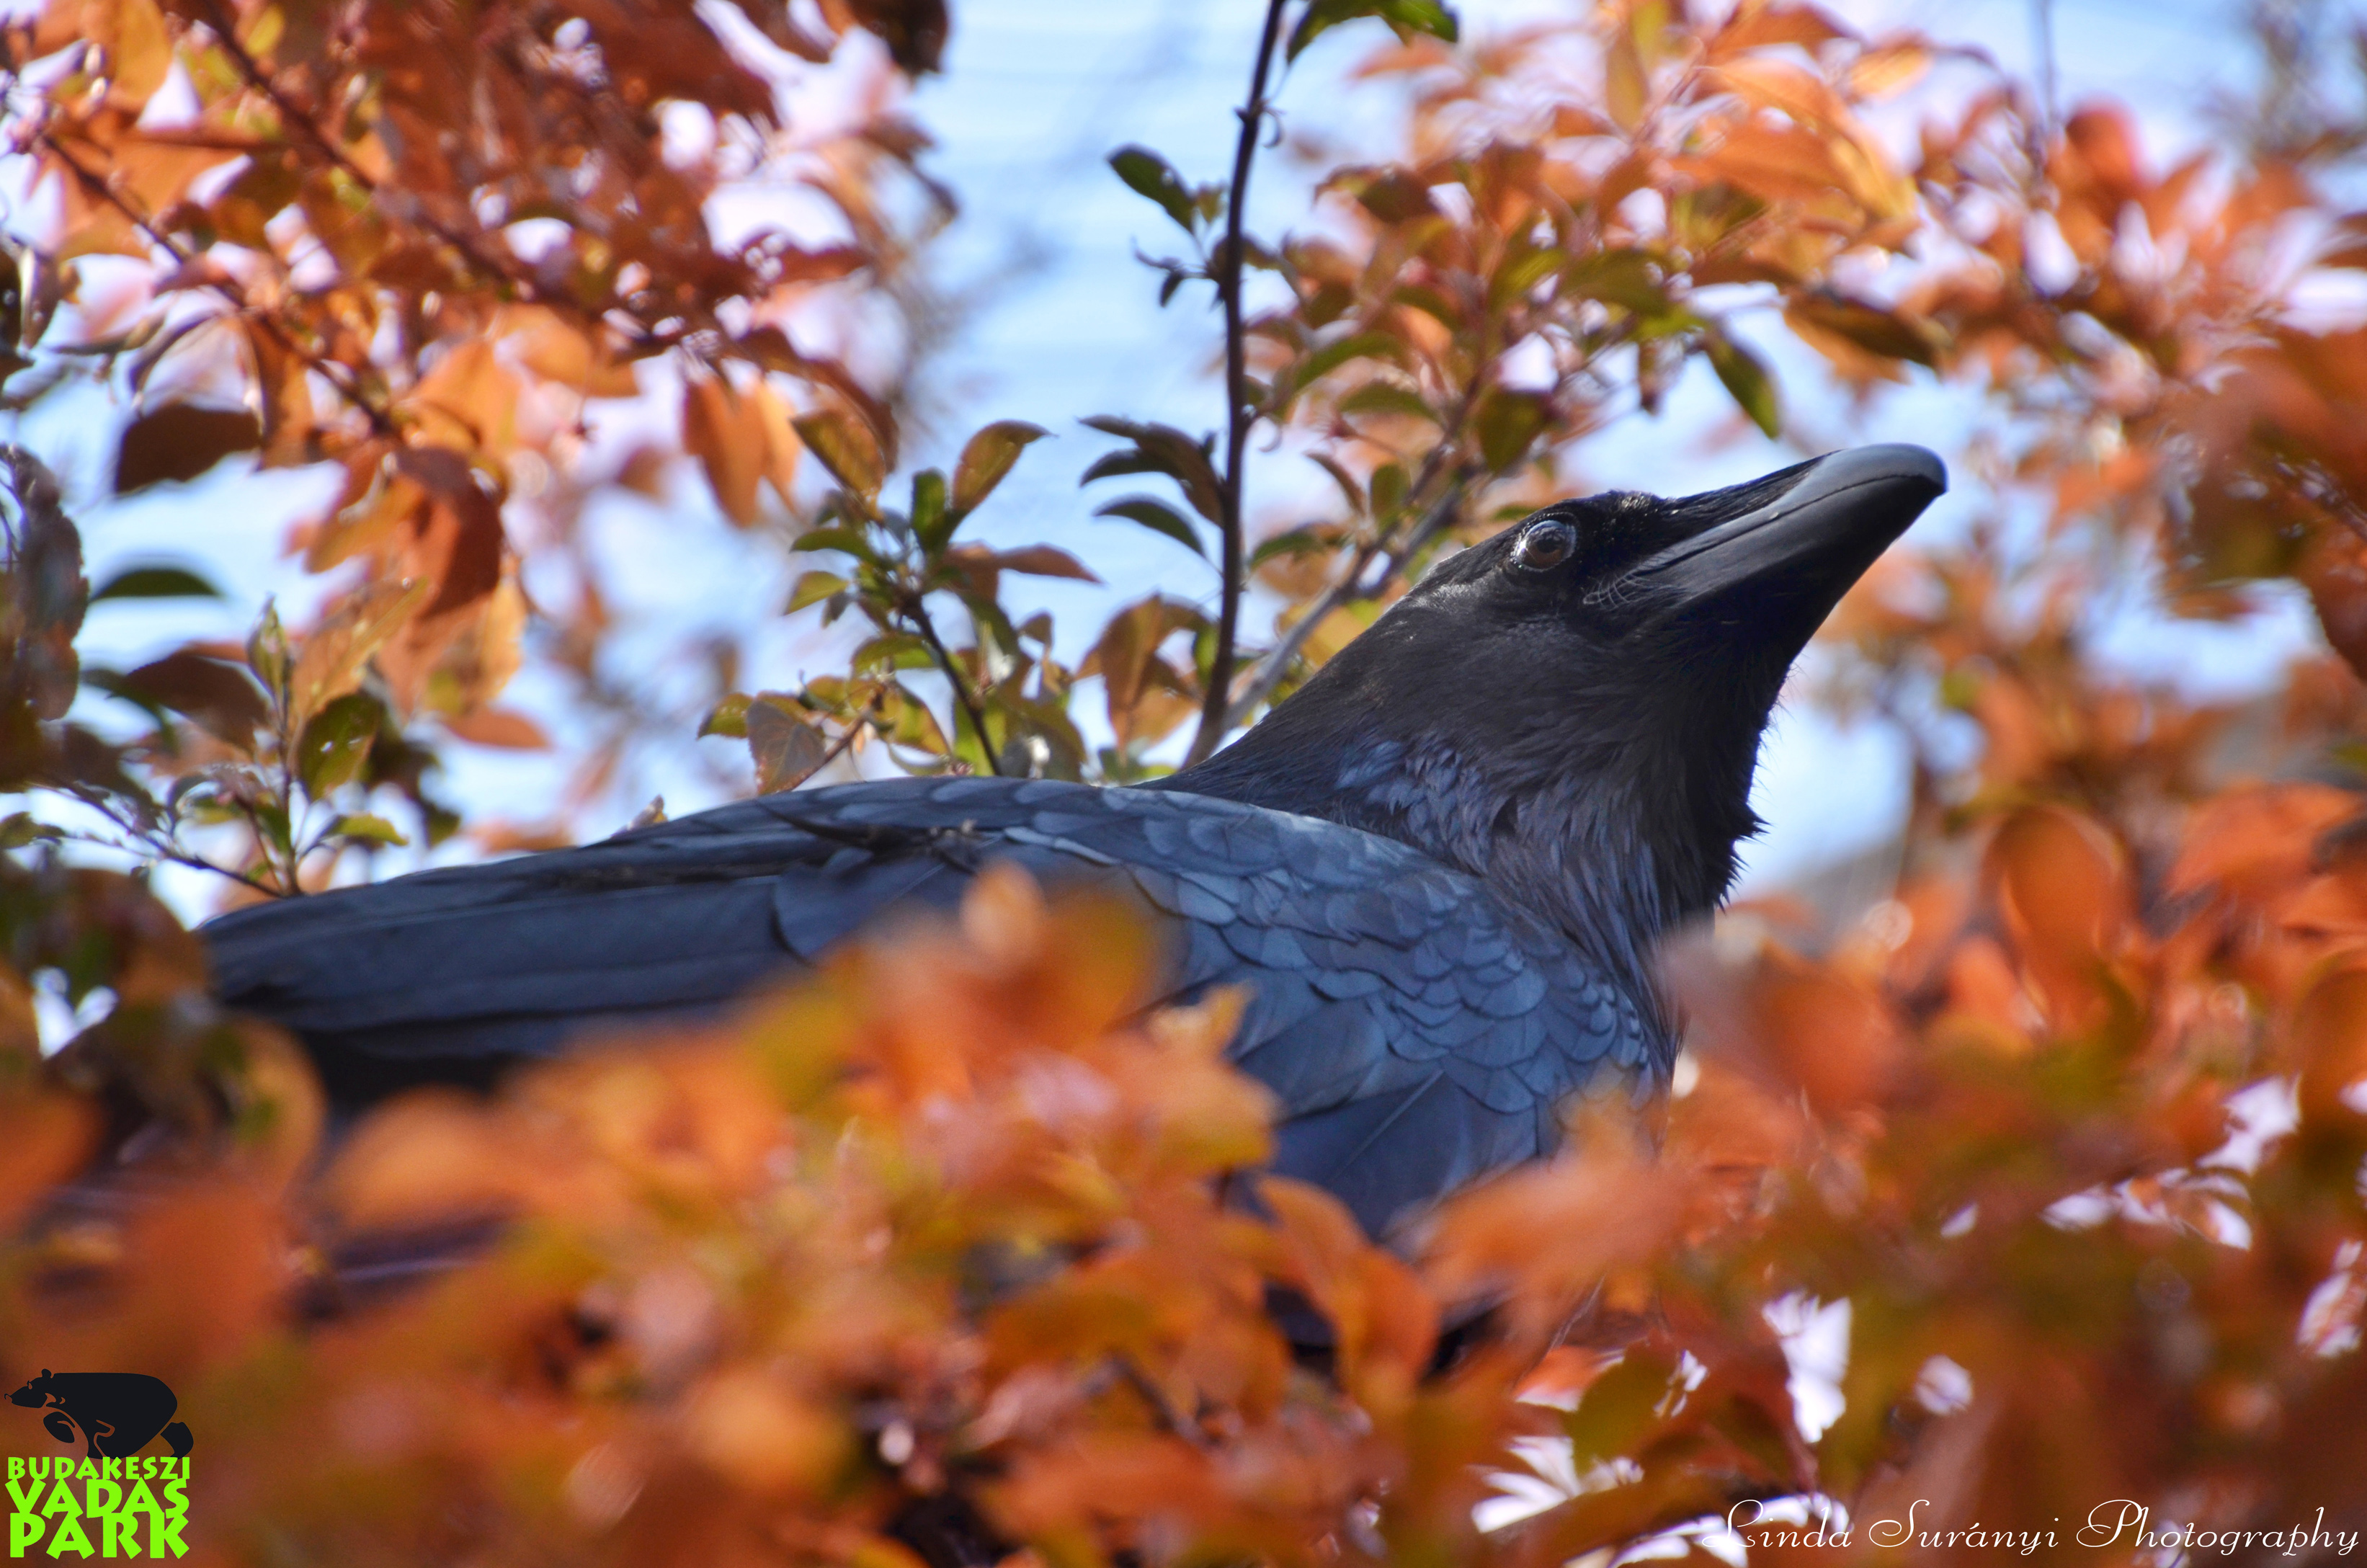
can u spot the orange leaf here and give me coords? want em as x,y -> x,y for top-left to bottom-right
683,377 -> 764,527
2294,965 -> 2367,1122
445,706 -> 550,749
287,575 -> 434,729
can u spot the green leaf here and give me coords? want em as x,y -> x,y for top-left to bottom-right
1079,416 -> 1225,522
700,692 -> 753,739
910,468 -> 950,551
1564,249 -> 1667,315
1095,496 -> 1206,558
1473,388 -> 1548,472
329,812 -> 407,847
112,402 -> 262,494
295,691 -> 383,797
952,421 -> 1048,516
794,525 -> 881,566
1561,1349 -> 1677,1467
787,571 -> 850,613
0,813 -> 63,851
1288,0 -> 1460,61
1308,452 -> 1367,515
852,634 -> 935,674
1298,330 -> 1403,386
1337,382 -> 1437,423
1079,451 -> 1167,486
792,409 -> 885,499
1789,294 -> 1941,367
1706,331 -> 1783,437
1489,244 -> 1566,310
246,600 -> 288,705
1249,525 -> 1332,568
1107,146 -> 1200,233
1275,330 -> 1409,416
89,563 -> 223,604
254,798 -> 293,857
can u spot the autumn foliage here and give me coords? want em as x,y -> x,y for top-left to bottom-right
6,0 -> 2367,1561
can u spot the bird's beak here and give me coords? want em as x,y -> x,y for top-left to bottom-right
1628,444 -> 1945,643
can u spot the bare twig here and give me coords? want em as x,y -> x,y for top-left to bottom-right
1184,0 -> 1291,768
2030,0 -> 2059,141
1221,473 -> 1472,729
66,794 -> 280,897
905,597 -> 1004,776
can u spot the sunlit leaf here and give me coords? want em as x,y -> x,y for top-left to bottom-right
444,708 -> 549,749
684,377 -> 764,527
747,694 -> 829,793
328,812 -> 407,847
793,409 -> 886,499
287,576 -> 435,731
788,571 -> 852,612
700,692 -> 754,739
1705,331 -> 1782,437
296,692 -> 385,796
1288,0 -> 1459,62
1473,388 -> 1548,472
952,420 -> 1049,515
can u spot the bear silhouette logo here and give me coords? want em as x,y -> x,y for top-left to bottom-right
9,1371 -> 192,1459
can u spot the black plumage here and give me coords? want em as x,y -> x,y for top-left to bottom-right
204,445 -> 1944,1237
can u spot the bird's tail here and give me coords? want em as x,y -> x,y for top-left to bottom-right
160,1422 -> 192,1458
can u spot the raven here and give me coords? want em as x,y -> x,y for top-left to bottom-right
204,445 -> 1944,1237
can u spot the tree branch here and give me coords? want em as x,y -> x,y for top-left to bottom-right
1183,0 -> 1291,768
1221,472 -> 1471,730
66,793 -> 280,898
32,130 -> 396,437
906,599 -> 1004,777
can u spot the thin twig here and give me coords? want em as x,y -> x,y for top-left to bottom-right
1184,0 -> 1291,769
2030,0 -> 2059,143
1106,1355 -> 1208,1447
192,0 -> 583,326
906,598 -> 1004,776
66,794 -> 280,896
32,129 -> 396,437
1222,472 -> 1471,729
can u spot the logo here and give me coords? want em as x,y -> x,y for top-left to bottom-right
6,1372 -> 190,1560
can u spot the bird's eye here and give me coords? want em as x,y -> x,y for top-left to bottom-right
1512,517 -> 1576,572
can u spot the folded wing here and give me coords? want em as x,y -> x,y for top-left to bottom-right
205,775 -> 1661,1233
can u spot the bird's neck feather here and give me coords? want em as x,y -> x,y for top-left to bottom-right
1169,705 -> 1765,997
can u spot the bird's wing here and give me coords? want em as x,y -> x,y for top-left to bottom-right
205,775 -> 1657,1231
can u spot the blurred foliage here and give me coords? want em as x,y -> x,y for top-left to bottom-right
3,0 -> 2367,1559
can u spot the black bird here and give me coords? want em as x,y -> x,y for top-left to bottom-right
204,445 -> 1944,1237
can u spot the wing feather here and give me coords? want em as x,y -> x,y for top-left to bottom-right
203,776 -> 1663,1234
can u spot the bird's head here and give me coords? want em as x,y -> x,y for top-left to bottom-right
1174,445 -> 1946,966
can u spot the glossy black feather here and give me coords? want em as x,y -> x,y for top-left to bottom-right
207,777 -> 1641,1235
